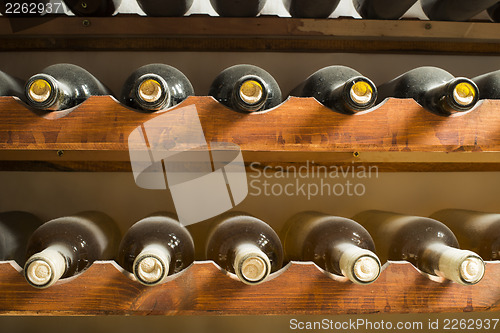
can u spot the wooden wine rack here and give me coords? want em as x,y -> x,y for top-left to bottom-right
0,15 -> 499,54
0,260 -> 499,316
0,96 -> 500,172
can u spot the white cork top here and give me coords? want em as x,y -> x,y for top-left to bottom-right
339,244 -> 381,285
25,248 -> 66,289
133,244 -> 170,286
234,243 -> 271,285
437,247 -> 485,285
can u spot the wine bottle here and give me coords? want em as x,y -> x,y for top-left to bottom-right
353,0 -> 418,19
289,65 -> 377,114
120,63 -> 194,112
282,0 -> 340,18
117,213 -> 195,286
353,210 -> 485,285
376,66 -> 479,115
430,209 -> 500,261
205,212 -> 283,285
24,211 -> 121,289
63,0 -> 122,16
136,0 -> 193,16
209,0 -> 267,17
472,70 -> 500,100
421,0 -> 498,21
25,63 -> 111,111
488,2 -> 500,22
208,64 -> 282,112
0,70 -> 26,102
0,212 -> 42,265
281,212 -> 381,284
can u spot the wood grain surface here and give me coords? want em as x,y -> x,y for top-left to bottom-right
1,15 -> 500,54
0,261 -> 499,315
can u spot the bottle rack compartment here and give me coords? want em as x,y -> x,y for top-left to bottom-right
0,260 -> 499,316
0,96 -> 499,172
1,15 -> 499,54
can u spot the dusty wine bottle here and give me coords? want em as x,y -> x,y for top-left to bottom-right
421,0 -> 498,21
63,0 -> 122,16
0,212 -> 42,265
353,210 -> 485,285
488,2 -> 500,22
353,0 -> 418,19
24,211 -> 121,289
430,209 -> 500,261
376,66 -> 479,115
205,212 -> 283,285
472,70 -> 500,100
281,212 -> 381,284
290,65 -> 378,114
208,64 -> 282,112
0,70 -> 26,102
209,0 -> 267,17
25,63 -> 111,111
117,213 -> 195,286
282,0 -> 340,18
136,0 -> 193,16
120,63 -> 194,112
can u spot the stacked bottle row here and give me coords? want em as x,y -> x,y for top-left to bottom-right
2,209 -> 499,288
2,63 -> 500,115
3,0 -> 500,22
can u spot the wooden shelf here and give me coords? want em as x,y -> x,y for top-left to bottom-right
1,15 -> 499,54
0,260 -> 498,316
0,96 -> 500,172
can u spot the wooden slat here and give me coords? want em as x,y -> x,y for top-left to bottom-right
0,15 -> 499,54
0,261 -> 499,315
0,96 -> 499,171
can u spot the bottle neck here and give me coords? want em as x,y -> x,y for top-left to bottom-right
328,77 -> 377,114
424,78 -> 478,115
133,74 -> 171,111
231,76 -> 269,112
26,74 -> 72,111
331,243 -> 381,284
233,243 -> 271,285
422,243 -> 485,285
24,245 -> 70,289
133,243 -> 171,286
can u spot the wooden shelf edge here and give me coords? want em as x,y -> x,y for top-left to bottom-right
1,16 -> 500,54
0,96 -> 499,150
0,260 -> 499,316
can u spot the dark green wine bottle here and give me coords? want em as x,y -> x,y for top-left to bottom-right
136,0 -> 193,16
289,65 -> 377,114
353,210 -> 485,285
205,212 -> 283,285
0,70 -> 26,102
63,0 -> 122,16
209,64 -> 282,112
24,211 -> 121,289
421,0 -> 498,21
377,66 -> 479,115
282,0 -> 340,18
120,64 -> 194,112
25,63 -> 111,111
488,2 -> 500,22
353,0 -> 418,19
209,0 -> 267,17
282,212 -> 381,284
118,213 -> 195,286
0,211 -> 42,266
472,70 -> 500,100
